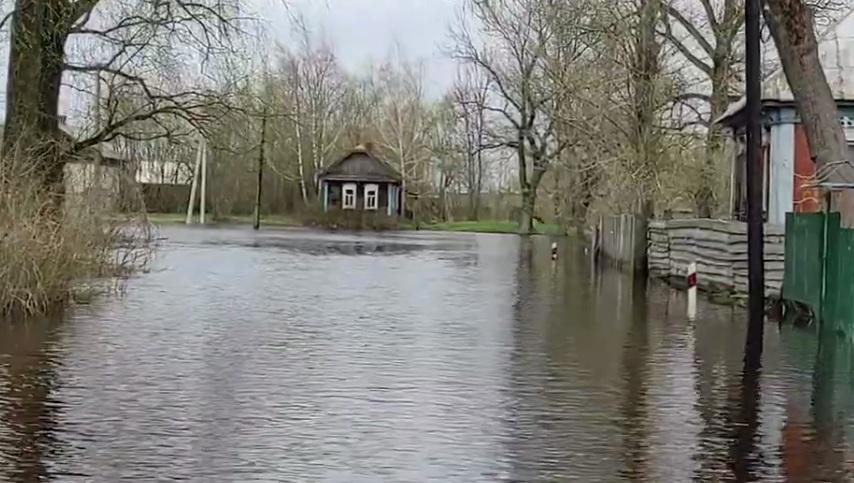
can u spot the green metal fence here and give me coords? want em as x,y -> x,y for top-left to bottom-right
823,215 -> 854,336
784,213 -> 828,320
784,212 -> 854,336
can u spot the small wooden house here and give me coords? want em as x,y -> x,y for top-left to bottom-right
716,8 -> 854,224
317,145 -> 403,216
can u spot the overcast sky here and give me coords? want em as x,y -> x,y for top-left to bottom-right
257,0 -> 460,97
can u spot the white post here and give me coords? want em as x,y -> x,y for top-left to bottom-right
551,241 -> 558,260
200,138 -> 207,225
185,140 -> 203,225
687,261 -> 698,320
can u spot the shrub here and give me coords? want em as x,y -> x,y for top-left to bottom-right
0,168 -> 152,316
301,208 -> 401,231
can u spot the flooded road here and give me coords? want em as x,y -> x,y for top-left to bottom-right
2,226 -> 854,481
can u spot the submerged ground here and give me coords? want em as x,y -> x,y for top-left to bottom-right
1,226 -> 851,481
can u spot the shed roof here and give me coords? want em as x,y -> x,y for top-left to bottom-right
318,146 -> 401,183
716,7 -> 854,126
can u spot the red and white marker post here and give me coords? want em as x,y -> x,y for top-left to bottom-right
687,262 -> 698,320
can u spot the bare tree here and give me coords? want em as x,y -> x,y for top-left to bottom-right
661,0 -> 743,216
376,58 -> 430,217
281,17 -> 348,202
429,99 -> 464,221
454,0 -> 570,234
3,0 -> 247,191
450,67 -> 490,220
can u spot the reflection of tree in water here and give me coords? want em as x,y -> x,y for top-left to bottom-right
0,317 -> 64,482
503,236 -> 551,481
504,238 -> 658,480
780,336 -> 853,481
616,276 -> 651,481
690,308 -> 748,480
727,347 -> 764,481
504,237 -> 602,480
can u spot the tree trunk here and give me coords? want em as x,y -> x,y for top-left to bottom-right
632,0 -> 662,218
518,166 -> 545,235
697,57 -> 733,218
294,106 -> 308,205
3,0 -> 72,189
765,0 -> 854,224
398,154 -> 407,217
519,188 -> 535,235
473,150 -> 483,220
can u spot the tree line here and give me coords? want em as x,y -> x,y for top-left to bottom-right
2,0 -> 850,231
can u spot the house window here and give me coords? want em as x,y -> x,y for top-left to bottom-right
343,183 -> 356,209
364,184 -> 378,210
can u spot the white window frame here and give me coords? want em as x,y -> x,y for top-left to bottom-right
342,183 -> 357,209
364,183 -> 378,210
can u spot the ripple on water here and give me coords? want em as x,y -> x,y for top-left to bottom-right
0,227 -> 852,482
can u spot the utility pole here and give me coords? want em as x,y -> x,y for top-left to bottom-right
200,138 -> 207,225
254,110 -> 268,231
745,0 -> 764,358
186,139 -> 203,224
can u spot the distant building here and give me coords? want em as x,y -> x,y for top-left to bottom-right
135,159 -> 192,186
317,145 -> 403,216
133,158 -> 193,214
56,121 -> 127,214
716,9 -> 854,225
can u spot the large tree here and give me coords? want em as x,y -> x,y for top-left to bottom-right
3,0 -> 245,188
764,0 -> 854,224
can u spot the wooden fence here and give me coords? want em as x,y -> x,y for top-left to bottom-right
648,219 -> 785,298
599,214 -> 648,272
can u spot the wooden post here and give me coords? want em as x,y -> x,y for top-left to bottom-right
185,139 -> 203,224
200,138 -> 207,225
321,181 -> 328,213
745,0 -> 764,355
254,112 -> 267,230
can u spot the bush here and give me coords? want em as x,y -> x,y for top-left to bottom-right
301,208 -> 401,231
0,170 -> 152,316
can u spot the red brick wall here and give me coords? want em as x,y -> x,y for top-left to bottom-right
793,125 -> 820,213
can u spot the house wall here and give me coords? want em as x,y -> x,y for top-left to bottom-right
322,180 -> 397,213
736,106 -> 854,221
769,122 -> 795,225
793,125 -> 820,213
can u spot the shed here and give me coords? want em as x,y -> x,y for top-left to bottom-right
317,145 -> 403,216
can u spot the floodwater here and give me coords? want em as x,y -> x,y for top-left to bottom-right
1,227 -> 854,482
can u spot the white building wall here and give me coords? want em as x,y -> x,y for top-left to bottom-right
768,123 -> 795,225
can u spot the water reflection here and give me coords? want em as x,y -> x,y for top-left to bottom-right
617,276 -> 650,481
1,228 -> 854,481
0,316 -> 64,481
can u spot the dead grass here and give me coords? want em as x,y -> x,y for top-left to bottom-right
0,170 -> 152,316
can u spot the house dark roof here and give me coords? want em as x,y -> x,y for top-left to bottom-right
318,146 -> 402,183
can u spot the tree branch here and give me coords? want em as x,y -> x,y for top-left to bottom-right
661,27 -> 713,76
665,5 -> 715,56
